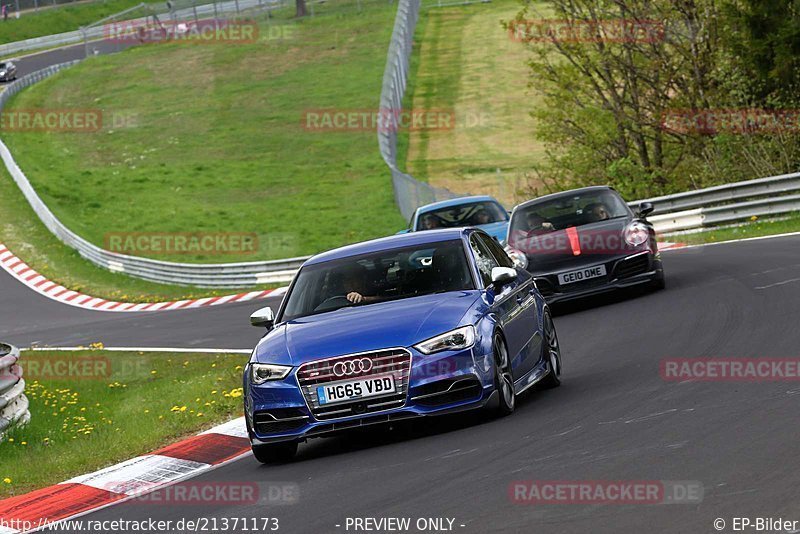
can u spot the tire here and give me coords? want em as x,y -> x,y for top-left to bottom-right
493,332 -> 515,416
539,310 -> 562,389
251,441 -> 298,464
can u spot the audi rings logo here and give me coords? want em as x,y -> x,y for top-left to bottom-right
333,357 -> 373,377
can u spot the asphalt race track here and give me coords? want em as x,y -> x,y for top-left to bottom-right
4,234 -> 800,533
0,264 -> 281,348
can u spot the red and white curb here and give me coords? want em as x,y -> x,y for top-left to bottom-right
658,242 -> 687,251
0,244 -> 287,312
0,417 -> 251,533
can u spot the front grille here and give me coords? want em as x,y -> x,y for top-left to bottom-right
254,408 -> 308,435
614,253 -> 650,279
296,349 -> 412,420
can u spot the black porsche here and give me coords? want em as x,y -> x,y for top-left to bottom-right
505,186 -> 665,303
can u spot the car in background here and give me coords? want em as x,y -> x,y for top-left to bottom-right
0,61 -> 16,82
399,196 -> 510,243
244,228 -> 562,462
505,186 -> 664,303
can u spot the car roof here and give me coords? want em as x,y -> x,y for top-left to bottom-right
416,195 -> 503,215
514,186 -> 617,212
305,228 -> 472,266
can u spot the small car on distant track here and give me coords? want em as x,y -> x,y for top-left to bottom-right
0,60 -> 17,82
244,228 -> 562,462
399,195 -> 510,243
505,186 -> 664,303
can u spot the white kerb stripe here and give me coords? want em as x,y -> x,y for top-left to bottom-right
64,454 -> 209,496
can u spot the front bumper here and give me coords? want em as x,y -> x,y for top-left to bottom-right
530,250 -> 662,304
245,345 -> 495,445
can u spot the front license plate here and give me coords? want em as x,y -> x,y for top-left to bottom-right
317,375 -> 396,405
557,264 -> 607,285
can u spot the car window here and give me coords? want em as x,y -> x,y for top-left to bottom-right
415,201 -> 508,231
469,234 -> 499,287
280,240 -> 475,321
508,189 -> 631,249
480,233 -> 514,269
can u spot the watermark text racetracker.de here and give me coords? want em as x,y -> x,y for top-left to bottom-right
1,517 -> 281,533
508,19 -> 664,43
661,358 -> 800,382
102,18 -> 274,45
509,480 -> 703,505
0,356 -> 151,384
104,232 -> 259,256
661,108 -> 800,135
0,109 -> 137,132
302,108 -> 491,133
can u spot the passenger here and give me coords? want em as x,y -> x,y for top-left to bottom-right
473,209 -> 492,225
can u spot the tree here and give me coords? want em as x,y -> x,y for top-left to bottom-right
296,0 -> 307,17
721,0 -> 800,105
514,0 -> 723,197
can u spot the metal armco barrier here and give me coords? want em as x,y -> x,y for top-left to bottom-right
2,3 -> 799,290
0,0 -> 275,57
631,172 -> 800,233
378,0 -> 457,221
0,343 -> 30,443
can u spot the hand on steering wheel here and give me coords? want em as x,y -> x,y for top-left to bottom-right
346,292 -> 364,304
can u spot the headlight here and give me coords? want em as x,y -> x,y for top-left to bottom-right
250,363 -> 292,384
414,325 -> 476,355
504,245 -> 528,269
624,221 -> 650,247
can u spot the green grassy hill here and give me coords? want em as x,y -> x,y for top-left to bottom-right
2,0 -> 405,265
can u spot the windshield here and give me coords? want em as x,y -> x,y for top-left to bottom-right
508,189 -> 631,247
280,240 -> 475,322
415,201 -> 508,231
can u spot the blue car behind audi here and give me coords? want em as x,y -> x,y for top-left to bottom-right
243,228 -> 562,462
398,196 -> 510,243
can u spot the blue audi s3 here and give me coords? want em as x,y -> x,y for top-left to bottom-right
243,228 -> 562,462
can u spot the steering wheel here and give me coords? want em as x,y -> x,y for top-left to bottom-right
313,295 -> 352,313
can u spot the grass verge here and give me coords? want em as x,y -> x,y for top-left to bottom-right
0,0 -> 159,45
0,162 -> 275,302
667,214 -> 800,246
2,0 -> 405,266
0,349 -> 248,497
400,0 -> 547,206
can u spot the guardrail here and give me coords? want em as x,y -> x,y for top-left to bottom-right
631,172 -> 800,233
377,0 -> 457,221
2,0 -> 798,291
0,343 -> 30,443
0,0 -> 275,58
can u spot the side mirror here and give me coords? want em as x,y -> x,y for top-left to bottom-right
638,202 -> 654,217
491,266 -> 517,288
250,306 -> 275,330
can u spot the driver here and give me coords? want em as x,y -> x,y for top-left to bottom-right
338,265 -> 377,305
526,212 -> 554,233
585,202 -> 611,222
